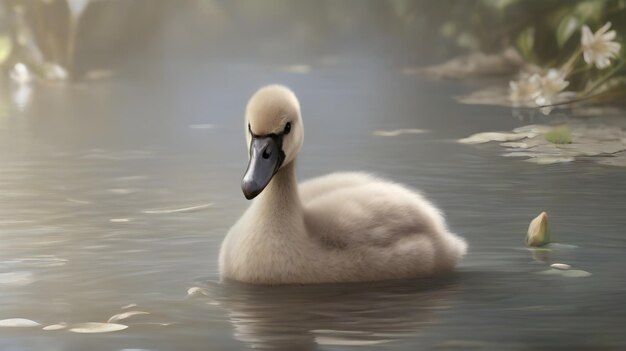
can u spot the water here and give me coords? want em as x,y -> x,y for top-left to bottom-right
2,3 -> 626,351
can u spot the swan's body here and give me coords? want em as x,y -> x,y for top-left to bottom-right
219,85 -> 466,284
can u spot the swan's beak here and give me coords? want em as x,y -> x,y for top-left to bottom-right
241,136 -> 284,200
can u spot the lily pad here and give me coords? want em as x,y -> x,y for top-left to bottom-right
460,123 -> 626,167
69,322 -> 128,333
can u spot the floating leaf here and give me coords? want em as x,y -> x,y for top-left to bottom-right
107,311 -> 150,323
526,212 -> 549,247
512,125 -> 553,134
142,203 -> 213,214
372,128 -> 428,137
458,132 -> 532,144
524,156 -> 575,165
43,323 -> 67,331
69,322 -> 128,333
550,263 -> 571,270
187,287 -> 209,297
0,318 -> 41,327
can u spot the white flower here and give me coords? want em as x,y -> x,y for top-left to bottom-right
581,22 -> 621,69
535,69 -> 569,106
509,74 -> 541,104
540,69 -> 569,96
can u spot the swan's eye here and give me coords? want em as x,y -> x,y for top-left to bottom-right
284,122 -> 291,135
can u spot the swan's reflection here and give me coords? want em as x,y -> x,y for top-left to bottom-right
204,276 -> 461,350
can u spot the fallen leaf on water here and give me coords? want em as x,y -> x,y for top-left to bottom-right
458,132 -> 533,144
142,203 -> 213,214
43,323 -> 67,331
107,311 -> 150,323
550,263 -> 571,270
372,129 -> 428,137
187,287 -> 209,297
0,318 -> 41,327
69,322 -> 128,333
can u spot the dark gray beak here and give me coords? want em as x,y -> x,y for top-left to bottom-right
241,136 -> 284,200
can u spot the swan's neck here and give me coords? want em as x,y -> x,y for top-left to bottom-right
256,161 -> 302,223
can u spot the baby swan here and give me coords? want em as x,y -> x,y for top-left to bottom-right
219,85 -> 467,285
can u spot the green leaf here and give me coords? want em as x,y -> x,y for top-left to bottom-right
556,16 -> 579,47
516,27 -> 535,60
0,35 -> 12,65
574,0 -> 607,23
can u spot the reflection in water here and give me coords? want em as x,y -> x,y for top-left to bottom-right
11,82 -> 32,110
200,278 -> 459,350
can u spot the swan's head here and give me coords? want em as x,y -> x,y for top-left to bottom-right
241,85 -> 304,200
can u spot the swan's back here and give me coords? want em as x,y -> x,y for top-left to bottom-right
300,172 -> 467,277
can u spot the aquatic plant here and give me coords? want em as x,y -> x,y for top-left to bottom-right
526,212 -> 550,247
509,21 -> 623,110
544,126 -> 572,144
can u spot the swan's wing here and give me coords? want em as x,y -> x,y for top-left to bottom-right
302,179 -> 447,249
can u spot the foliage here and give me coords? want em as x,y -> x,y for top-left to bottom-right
544,126 -> 572,144
450,0 -> 626,106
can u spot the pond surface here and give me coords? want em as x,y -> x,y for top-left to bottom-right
2,18 -> 626,351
